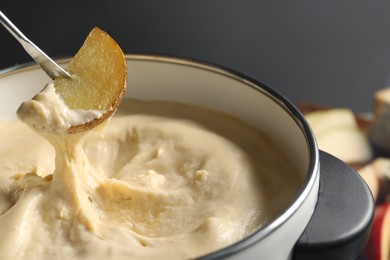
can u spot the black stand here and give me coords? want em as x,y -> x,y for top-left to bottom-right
294,151 -> 374,260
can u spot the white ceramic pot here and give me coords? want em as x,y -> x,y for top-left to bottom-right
0,55 -> 372,260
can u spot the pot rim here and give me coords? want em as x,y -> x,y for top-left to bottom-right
0,53 -> 320,258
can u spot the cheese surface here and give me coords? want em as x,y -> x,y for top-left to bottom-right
0,98 -> 302,259
16,83 -> 104,133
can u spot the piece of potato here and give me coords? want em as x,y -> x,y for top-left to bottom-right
54,27 -> 127,134
305,108 -> 373,164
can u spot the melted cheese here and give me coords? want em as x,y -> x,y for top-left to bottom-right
0,98 -> 302,259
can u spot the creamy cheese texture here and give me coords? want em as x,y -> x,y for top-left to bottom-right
16,83 -> 104,133
0,95 -> 302,259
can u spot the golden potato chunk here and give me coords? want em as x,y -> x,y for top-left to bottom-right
54,27 -> 127,133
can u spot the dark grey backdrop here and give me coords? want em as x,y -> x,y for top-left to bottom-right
1,0 -> 390,112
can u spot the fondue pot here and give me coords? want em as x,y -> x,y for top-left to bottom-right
0,55 -> 374,260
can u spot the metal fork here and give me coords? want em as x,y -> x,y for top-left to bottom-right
0,10 -> 71,80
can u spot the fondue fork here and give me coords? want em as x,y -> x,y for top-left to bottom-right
0,10 -> 71,80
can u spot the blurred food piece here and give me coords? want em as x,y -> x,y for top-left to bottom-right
363,203 -> 390,260
303,107 -> 373,165
370,88 -> 390,154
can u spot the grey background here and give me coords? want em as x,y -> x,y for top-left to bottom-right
1,0 -> 390,112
